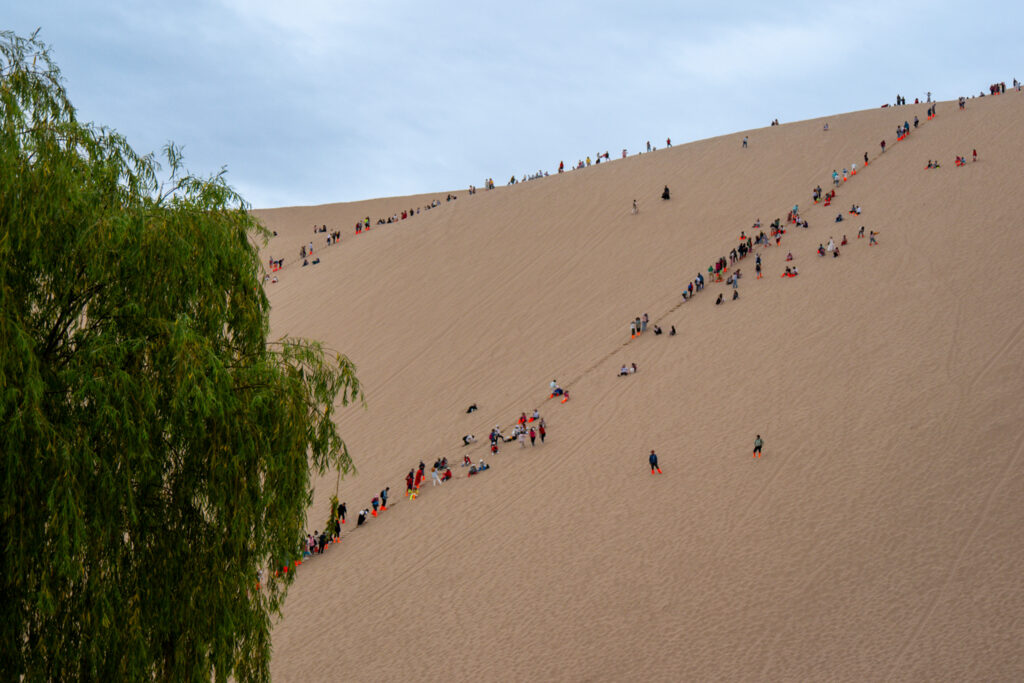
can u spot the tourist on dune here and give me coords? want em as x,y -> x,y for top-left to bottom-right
649,450 -> 662,474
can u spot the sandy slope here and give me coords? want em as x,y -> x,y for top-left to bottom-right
254,92 -> 1024,681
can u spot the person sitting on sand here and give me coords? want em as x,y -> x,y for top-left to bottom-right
661,186 -> 671,200
653,325 -> 662,335
841,235 -> 848,246
466,403 -> 478,413
835,213 -> 844,222
462,434 -> 476,446
716,293 -> 724,305
732,290 -> 739,300
443,468 -> 452,482
818,244 -> 826,256
669,325 -> 676,336
619,365 -> 629,376
786,252 -> 793,261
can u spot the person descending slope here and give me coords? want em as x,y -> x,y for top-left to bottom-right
753,435 -> 764,458
649,450 -> 662,474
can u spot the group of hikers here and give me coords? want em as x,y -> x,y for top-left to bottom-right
265,195 -> 462,283
638,102 -> 914,325
487,409 -> 548,454
265,92 -> 1012,583
276,403 -> 553,579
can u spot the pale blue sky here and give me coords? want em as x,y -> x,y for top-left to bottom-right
8,1 -> 1020,207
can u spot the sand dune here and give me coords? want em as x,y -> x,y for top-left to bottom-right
254,92 -> 1024,681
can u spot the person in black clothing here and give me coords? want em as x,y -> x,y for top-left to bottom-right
337,502 -> 347,524
661,186 -> 671,200
357,509 -> 369,526
649,450 -> 662,474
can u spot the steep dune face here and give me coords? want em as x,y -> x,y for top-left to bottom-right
255,93 -> 1024,681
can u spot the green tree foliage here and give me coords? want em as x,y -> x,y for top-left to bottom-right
0,31 -> 361,681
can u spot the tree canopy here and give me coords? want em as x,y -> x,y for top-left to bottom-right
0,30 -> 361,681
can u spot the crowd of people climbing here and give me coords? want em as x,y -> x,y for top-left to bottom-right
276,401 -> 555,579
264,86 -> 1010,583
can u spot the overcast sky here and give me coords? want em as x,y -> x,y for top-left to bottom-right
8,1 -> 1020,208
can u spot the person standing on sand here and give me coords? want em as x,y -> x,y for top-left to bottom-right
539,422 -> 547,443
338,501 -> 347,524
632,199 -> 638,215
518,429 -> 527,448
649,450 -> 662,474
742,136 -> 748,148
753,435 -> 764,458
529,427 -> 537,446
